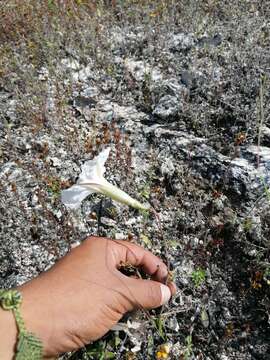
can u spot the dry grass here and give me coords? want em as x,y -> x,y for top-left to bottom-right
0,0 -> 178,128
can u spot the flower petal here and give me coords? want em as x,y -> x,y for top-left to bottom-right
61,185 -> 93,209
78,148 -> 110,183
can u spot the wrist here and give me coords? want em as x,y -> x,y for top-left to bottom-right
0,306 -> 17,360
18,274 -> 74,358
18,285 -> 54,358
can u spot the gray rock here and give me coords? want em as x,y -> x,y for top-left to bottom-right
261,126 -> 270,144
246,215 -> 262,242
101,217 -> 116,227
6,99 -> 17,123
151,78 -> 186,102
73,96 -> 97,109
191,144 -> 270,200
61,58 -> 95,82
198,34 -> 222,47
213,280 -> 229,299
124,59 -> 162,82
96,101 -> 148,124
168,33 -> 195,52
245,145 -> 270,170
175,259 -> 195,287
47,157 -> 62,167
149,78 -> 188,121
153,95 -> 180,120
222,307 -> 232,321
113,103 -> 148,123
220,355 -> 230,360
37,67 -> 49,81
167,317 -> 180,332
114,232 -> 126,240
61,58 -> 80,71
180,70 -> 195,88
0,162 -> 24,181
160,157 -> 175,177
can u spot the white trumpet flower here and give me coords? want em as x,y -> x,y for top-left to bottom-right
61,148 -> 150,211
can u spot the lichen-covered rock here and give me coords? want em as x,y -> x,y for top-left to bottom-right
1,2 -> 270,359
168,33 -> 195,52
153,94 -> 181,120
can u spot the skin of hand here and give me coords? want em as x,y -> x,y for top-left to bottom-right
1,237 -> 176,359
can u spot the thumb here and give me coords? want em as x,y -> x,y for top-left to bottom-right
126,278 -> 172,310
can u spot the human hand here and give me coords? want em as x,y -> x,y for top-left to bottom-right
18,237 -> 176,358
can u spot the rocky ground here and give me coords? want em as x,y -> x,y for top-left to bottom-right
0,1 -> 270,359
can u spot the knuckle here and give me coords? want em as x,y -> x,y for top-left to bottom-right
85,236 -> 97,243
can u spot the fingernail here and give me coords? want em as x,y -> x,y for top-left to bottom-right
160,284 -> 171,304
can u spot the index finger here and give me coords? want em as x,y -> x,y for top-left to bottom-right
111,240 -> 168,284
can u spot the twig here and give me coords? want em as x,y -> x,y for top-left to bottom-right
256,74 -> 266,169
150,207 -> 171,274
97,198 -> 103,236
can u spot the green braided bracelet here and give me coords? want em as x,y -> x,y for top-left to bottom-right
0,289 -> 43,360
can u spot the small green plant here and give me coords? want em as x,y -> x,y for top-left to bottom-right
139,183 -> 151,200
261,176 -> 270,202
191,268 -> 206,288
85,340 -> 115,360
140,234 -> 151,247
183,335 -> 193,360
243,217 -> 253,232
46,176 -> 61,197
154,316 -> 166,341
47,0 -> 56,11
263,267 -> 270,285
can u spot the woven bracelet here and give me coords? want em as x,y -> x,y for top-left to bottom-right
0,289 -> 43,360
